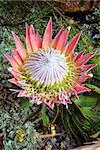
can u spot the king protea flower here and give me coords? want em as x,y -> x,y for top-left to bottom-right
5,18 -> 95,109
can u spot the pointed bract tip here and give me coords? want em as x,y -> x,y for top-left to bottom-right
48,17 -> 52,26
30,24 -> 34,28
11,31 -> 18,39
88,73 -> 93,77
78,31 -> 82,37
49,17 -> 52,21
7,67 -> 12,72
11,31 -> 14,37
25,22 -> 29,28
11,31 -> 14,34
30,24 -> 35,34
4,54 -> 9,59
77,32 -> 81,37
11,31 -> 15,36
30,25 -> 34,31
80,31 -> 83,34
68,26 -> 71,31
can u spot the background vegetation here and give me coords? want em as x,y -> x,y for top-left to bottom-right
0,1 -> 100,149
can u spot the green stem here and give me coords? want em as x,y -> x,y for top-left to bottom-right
52,104 -> 59,124
41,104 -> 49,127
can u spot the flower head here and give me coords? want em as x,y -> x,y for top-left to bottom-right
5,18 -> 95,109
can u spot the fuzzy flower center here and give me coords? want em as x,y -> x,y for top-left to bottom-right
24,48 -> 68,86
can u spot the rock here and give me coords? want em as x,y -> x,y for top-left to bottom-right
72,141 -> 100,150
53,0 -> 100,12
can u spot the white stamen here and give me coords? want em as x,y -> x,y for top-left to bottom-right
24,48 -> 68,86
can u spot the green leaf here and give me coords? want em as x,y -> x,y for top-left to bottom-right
75,96 -> 97,107
81,107 -> 93,116
86,84 -> 100,94
60,104 -> 91,143
90,131 -> 100,138
41,105 -> 49,127
20,99 -> 33,109
91,55 -> 100,81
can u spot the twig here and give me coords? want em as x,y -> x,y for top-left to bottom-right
40,133 -> 61,138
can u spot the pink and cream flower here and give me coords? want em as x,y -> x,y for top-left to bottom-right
5,18 -> 95,109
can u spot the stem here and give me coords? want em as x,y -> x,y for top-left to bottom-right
41,104 -> 49,127
52,104 -> 59,124
42,103 -> 46,110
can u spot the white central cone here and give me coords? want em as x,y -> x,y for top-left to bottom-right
24,48 -> 68,86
